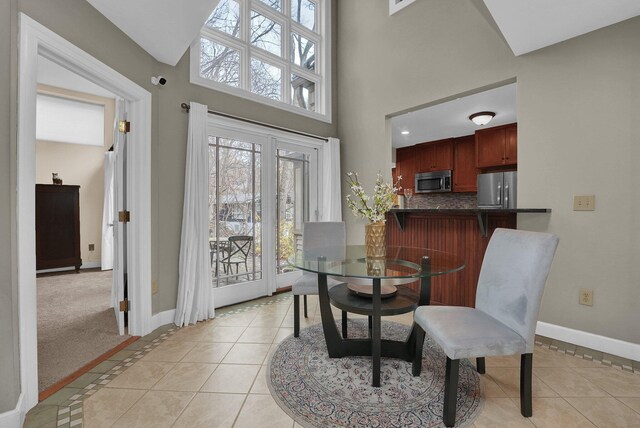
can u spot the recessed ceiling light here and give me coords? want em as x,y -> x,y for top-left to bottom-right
469,111 -> 496,126
401,131 -> 410,135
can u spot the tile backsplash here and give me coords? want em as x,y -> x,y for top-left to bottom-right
405,193 -> 477,209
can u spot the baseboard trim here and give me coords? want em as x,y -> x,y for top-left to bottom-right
0,393 -> 24,428
150,309 -> 176,332
536,321 -> 640,362
36,262 -> 101,274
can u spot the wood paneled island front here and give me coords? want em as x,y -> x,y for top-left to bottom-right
386,208 -> 551,307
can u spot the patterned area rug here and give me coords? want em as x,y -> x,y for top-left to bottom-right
268,319 -> 483,428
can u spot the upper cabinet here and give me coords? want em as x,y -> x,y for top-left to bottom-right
395,146 -> 416,195
475,123 -> 517,168
453,136 -> 477,192
415,139 -> 453,173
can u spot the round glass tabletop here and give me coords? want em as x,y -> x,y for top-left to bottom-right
290,245 -> 465,279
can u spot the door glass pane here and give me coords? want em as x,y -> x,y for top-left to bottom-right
209,137 -> 262,287
277,149 -> 309,274
291,0 -> 316,32
251,58 -> 282,100
250,11 -> 282,56
291,33 -> 315,71
200,38 -> 241,87
291,75 -> 316,111
205,0 -> 241,37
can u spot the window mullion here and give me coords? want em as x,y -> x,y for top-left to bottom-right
241,0 -> 251,90
283,13 -> 291,105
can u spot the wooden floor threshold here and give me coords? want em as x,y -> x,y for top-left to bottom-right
38,335 -> 140,402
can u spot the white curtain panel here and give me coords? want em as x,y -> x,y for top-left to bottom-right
175,102 -> 214,327
101,151 -> 115,270
322,137 -> 342,221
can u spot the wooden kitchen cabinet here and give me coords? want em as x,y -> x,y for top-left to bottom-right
453,135 -> 477,192
415,139 -> 453,173
395,146 -> 415,194
506,125 -> 518,164
476,123 -> 517,168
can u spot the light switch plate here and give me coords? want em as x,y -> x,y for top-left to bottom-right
152,280 -> 158,294
574,195 -> 595,211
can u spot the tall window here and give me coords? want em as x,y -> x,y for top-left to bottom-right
191,0 -> 331,121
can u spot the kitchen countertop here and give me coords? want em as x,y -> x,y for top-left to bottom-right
390,208 -> 551,214
389,208 -> 552,236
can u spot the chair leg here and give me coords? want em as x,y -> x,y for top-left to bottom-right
341,311 -> 348,338
443,357 -> 460,428
520,353 -> 533,417
303,295 -> 308,318
412,324 -> 426,376
293,295 -> 300,338
476,357 -> 486,374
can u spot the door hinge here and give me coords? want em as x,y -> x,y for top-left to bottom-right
119,299 -> 129,312
118,210 -> 130,223
118,120 -> 131,133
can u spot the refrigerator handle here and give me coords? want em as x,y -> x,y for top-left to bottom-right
497,183 -> 502,204
504,183 -> 509,207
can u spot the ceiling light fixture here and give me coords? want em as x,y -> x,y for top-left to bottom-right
469,111 -> 496,126
401,131 -> 410,135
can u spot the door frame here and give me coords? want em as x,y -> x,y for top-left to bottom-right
17,13 -> 152,412
207,114 -> 324,302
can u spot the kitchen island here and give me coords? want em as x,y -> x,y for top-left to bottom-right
386,208 -> 551,307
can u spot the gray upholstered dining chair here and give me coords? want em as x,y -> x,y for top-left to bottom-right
292,222 -> 347,337
412,228 -> 559,427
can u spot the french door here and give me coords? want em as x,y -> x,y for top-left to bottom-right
208,120 -> 320,307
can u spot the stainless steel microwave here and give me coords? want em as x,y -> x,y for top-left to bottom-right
415,170 -> 452,193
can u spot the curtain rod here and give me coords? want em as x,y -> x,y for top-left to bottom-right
180,102 -> 328,142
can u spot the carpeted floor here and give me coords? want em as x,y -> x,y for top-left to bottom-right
37,270 -> 130,393
268,319 -> 483,428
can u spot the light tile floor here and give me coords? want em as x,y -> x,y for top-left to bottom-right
25,293 -> 640,428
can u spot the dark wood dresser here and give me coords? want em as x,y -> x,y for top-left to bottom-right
36,184 -> 82,272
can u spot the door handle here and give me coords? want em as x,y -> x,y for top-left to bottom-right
504,184 -> 509,207
497,184 -> 501,204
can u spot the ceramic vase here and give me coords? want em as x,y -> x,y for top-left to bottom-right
365,221 -> 386,258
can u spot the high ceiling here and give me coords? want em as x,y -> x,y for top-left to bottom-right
484,0 -> 640,56
86,0 -> 221,66
391,83 -> 517,148
84,0 -> 640,74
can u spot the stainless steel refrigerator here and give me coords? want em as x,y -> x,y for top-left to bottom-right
477,171 -> 517,209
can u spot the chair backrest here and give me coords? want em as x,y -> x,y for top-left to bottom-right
475,228 -> 559,353
302,222 -> 346,260
227,235 -> 253,260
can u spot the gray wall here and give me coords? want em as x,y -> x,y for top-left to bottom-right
337,0 -> 640,343
1,0 -> 20,414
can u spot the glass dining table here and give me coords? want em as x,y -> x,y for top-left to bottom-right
291,245 -> 465,387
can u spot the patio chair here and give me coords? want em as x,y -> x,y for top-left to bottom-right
412,228 -> 559,427
221,235 -> 253,280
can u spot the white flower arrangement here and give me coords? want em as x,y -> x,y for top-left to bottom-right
346,171 -> 402,223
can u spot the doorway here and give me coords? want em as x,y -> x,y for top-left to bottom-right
17,14 -> 152,412
207,116 -> 321,307
33,64 -> 129,394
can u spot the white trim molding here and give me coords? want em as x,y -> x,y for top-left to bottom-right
36,261 -> 102,274
536,321 -> 640,362
17,13 -> 153,414
150,309 -> 177,332
0,393 -> 24,428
